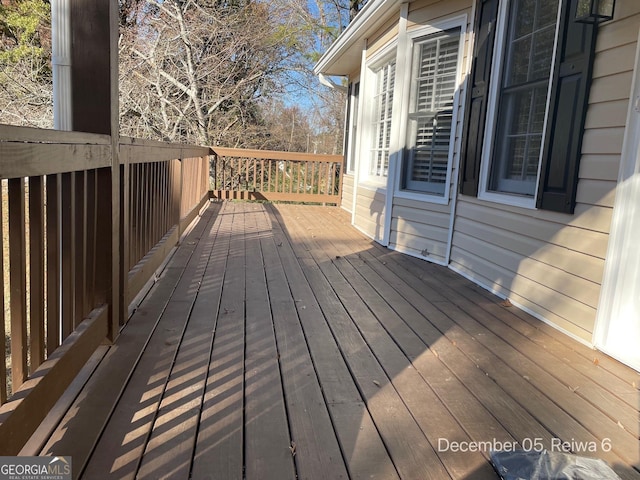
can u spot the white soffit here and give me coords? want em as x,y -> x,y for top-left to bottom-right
314,0 -> 404,76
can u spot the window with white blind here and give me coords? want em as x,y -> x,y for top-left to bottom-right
368,60 -> 396,180
403,28 -> 461,195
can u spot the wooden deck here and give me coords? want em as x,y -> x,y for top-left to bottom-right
30,202 -> 639,479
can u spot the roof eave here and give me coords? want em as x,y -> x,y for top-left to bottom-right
313,0 -> 403,77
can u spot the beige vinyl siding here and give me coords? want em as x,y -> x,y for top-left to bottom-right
450,5 -> 640,343
341,174 -> 354,213
408,0 -> 471,28
354,186 -> 386,240
389,197 -> 450,263
451,199 -> 611,341
451,244 -> 597,341
366,17 -> 398,59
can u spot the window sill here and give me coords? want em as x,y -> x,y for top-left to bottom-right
477,190 -> 537,210
395,189 -> 449,206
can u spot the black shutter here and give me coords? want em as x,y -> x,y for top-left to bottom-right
459,0 -> 499,196
537,0 -> 597,213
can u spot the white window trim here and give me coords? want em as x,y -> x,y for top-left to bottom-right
359,40 -> 398,189
345,78 -> 360,175
395,15 -> 467,206
477,0 -> 563,210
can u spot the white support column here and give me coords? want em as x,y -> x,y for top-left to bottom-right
51,0 -> 72,131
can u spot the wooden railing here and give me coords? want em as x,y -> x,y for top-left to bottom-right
211,147 -> 343,205
0,125 -> 210,454
120,138 -> 210,306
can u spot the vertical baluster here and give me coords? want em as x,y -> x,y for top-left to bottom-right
311,162 -> 317,195
46,174 -> 60,356
60,173 -> 75,340
303,160 -> 309,195
152,161 -> 159,245
161,162 -> 168,237
143,163 -> 150,255
136,163 -> 143,265
128,164 -> 134,271
74,171 -> 86,325
0,188 -> 7,403
28,176 -> 45,369
8,178 -> 28,390
331,162 -> 338,197
86,170 -> 97,311
274,159 -> 279,194
253,157 -> 257,192
172,159 -> 181,225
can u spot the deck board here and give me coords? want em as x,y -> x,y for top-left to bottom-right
37,201 -> 639,480
243,205 -> 296,480
290,205 -> 640,479
269,206 -> 398,480
261,209 -> 350,480
192,202 -> 246,480
281,207 -> 451,480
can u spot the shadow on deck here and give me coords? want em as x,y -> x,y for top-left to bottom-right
28,202 -> 640,480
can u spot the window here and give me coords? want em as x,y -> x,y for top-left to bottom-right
487,0 -> 559,198
368,60 -> 396,180
403,28 -> 461,195
460,0 -> 597,213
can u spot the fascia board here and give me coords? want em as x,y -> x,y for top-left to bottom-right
314,0 -> 403,76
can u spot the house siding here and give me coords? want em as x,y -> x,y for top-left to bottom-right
389,197 -> 450,263
407,0 -> 471,27
354,186 -> 386,241
450,4 -> 640,343
366,16 -> 399,58
341,174 -> 354,213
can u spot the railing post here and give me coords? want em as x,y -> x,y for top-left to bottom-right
70,0 -> 121,338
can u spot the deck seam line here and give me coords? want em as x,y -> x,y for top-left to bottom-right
268,204 -> 355,479
258,206 -> 299,479
187,200 -> 232,479
274,205 -> 404,479
302,207 -> 463,478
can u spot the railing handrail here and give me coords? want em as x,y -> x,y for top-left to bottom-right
0,125 -> 213,180
211,146 -> 343,163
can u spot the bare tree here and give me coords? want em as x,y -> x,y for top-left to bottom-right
119,0 -> 294,147
0,0 -> 52,128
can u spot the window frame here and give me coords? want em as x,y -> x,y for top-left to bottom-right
359,41 -> 397,188
345,80 -> 360,174
477,0 -> 563,210
397,19 -> 466,204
